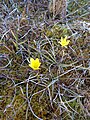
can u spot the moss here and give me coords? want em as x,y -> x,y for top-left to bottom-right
0,0 -> 90,119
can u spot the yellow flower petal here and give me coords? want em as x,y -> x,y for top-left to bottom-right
59,36 -> 70,47
65,36 -> 67,40
30,58 -> 34,63
29,58 -> 41,70
61,37 -> 63,42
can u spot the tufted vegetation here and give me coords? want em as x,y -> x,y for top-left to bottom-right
0,0 -> 90,120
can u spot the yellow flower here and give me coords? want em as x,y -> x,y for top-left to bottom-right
29,58 -> 41,70
58,36 -> 70,47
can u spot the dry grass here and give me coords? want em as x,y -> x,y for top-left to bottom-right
0,0 -> 90,120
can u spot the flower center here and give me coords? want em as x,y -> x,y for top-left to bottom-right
33,63 -> 38,68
